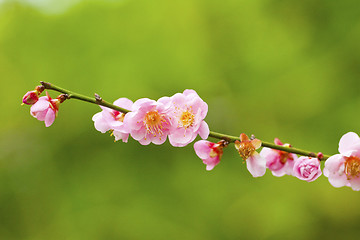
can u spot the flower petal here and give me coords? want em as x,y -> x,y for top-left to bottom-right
246,152 -> 266,177
44,109 -> 56,127
30,99 -> 50,113
113,131 -> 129,143
194,140 -> 212,159
339,132 -> 360,154
113,98 -> 133,110
198,121 -> 210,139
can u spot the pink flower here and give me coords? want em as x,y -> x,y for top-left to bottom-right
167,89 -> 209,147
260,138 -> 297,177
293,157 -> 322,182
194,140 -> 227,171
123,98 -> 175,145
235,133 -> 266,177
324,132 -> 360,191
30,92 -> 60,127
92,98 -> 133,142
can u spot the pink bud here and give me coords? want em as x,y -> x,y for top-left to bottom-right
293,157 -> 322,182
22,85 -> 45,105
22,90 -> 39,105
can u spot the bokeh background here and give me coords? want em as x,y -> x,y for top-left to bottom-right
1,0 -> 360,239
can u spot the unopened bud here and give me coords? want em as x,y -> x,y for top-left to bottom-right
317,152 -> 324,160
22,85 -> 45,105
22,90 -> 39,105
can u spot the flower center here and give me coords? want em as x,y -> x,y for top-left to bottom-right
237,142 -> 255,160
345,156 -> 360,180
279,151 -> 293,164
179,110 -> 195,128
144,110 -> 167,137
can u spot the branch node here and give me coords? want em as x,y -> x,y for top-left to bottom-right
95,93 -> 102,102
317,152 -> 324,160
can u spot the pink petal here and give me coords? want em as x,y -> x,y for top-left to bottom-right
206,163 -> 216,171
32,109 -> 47,121
169,129 -> 194,147
132,98 -> 156,111
151,135 -> 167,145
349,177 -> 360,191
324,154 -> 344,176
92,112 -> 102,121
30,99 -> 50,113
130,128 -> 145,141
113,98 -> 133,110
183,89 -> 199,97
123,112 -> 143,131
113,131 -> 129,143
157,96 -> 172,108
246,152 -> 266,177
138,137 -> 152,145
198,121 -> 210,139
94,117 -> 110,133
339,132 -> 360,154
194,140 -> 212,159
44,109 -> 56,127
327,172 -> 348,188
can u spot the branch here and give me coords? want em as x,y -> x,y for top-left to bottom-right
40,81 -> 330,160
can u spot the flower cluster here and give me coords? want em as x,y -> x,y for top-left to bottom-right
22,86 -> 67,127
93,89 -> 209,147
195,133 -> 322,182
22,84 -> 360,191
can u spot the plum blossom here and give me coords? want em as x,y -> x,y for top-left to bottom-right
194,140 -> 228,171
293,157 -> 322,182
324,132 -> 360,191
30,92 -> 60,127
92,98 -> 133,142
235,133 -> 266,177
260,138 -> 297,177
123,98 -> 175,145
166,89 -> 209,147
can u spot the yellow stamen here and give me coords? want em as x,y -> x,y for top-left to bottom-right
144,110 -> 168,137
345,156 -> 360,180
179,110 -> 195,129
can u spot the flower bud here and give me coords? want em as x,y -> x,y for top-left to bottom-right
22,90 -> 39,105
22,85 -> 45,105
293,157 -> 322,182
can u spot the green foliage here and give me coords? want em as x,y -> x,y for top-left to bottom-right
1,0 -> 360,239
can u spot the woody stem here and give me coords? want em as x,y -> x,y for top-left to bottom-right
41,81 -> 331,161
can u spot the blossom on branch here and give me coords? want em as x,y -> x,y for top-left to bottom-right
293,157 -> 322,182
166,89 -> 209,147
92,98 -> 133,142
123,98 -> 175,145
235,133 -> 266,177
260,138 -> 296,177
324,132 -> 360,191
30,92 -> 60,127
194,140 -> 228,171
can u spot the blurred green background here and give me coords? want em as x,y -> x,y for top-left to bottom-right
1,0 -> 360,239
